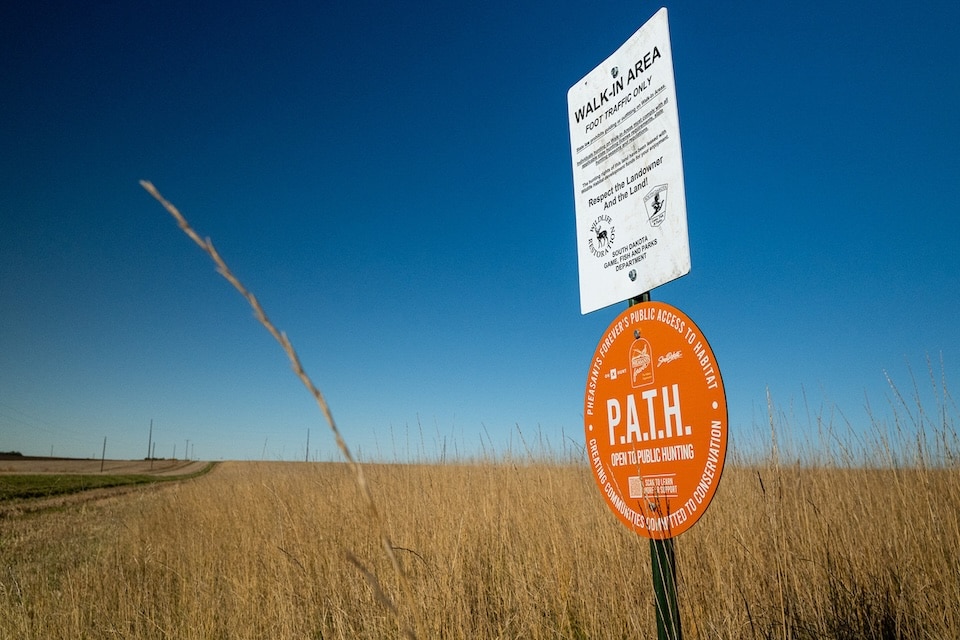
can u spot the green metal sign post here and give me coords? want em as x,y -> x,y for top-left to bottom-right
629,292 -> 681,640
651,536 -> 681,639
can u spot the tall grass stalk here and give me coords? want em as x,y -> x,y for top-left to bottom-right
139,181 -> 417,637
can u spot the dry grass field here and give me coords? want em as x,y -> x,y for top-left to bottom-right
1,423 -> 958,639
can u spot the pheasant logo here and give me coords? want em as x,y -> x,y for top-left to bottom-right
644,184 -> 669,227
631,342 -> 652,386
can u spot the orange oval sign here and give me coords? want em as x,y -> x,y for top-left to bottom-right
584,301 -> 727,538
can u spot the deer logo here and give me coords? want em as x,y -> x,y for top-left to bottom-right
595,228 -> 609,248
587,214 -> 615,258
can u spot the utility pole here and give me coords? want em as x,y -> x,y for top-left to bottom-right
147,419 -> 153,460
100,437 -> 107,473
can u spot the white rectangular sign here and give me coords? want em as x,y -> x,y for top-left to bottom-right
568,8 -> 690,314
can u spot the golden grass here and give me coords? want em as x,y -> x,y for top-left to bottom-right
1,452 -> 957,639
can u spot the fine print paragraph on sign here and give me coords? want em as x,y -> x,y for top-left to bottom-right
568,8 -> 690,314
584,301 -> 727,538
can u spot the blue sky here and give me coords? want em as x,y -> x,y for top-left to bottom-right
2,0 -> 958,461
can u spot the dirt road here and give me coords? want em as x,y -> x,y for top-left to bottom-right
0,458 -> 215,518
0,458 -> 209,476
